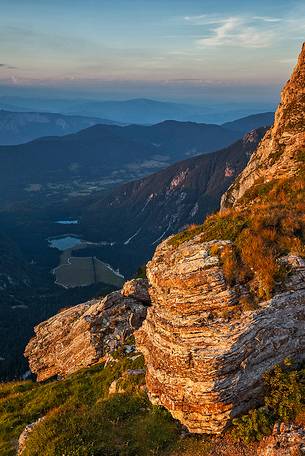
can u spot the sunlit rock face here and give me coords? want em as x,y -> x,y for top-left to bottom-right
221,43 -> 305,209
25,279 -> 149,381
136,43 -> 305,434
135,237 -> 305,434
258,423 -> 305,456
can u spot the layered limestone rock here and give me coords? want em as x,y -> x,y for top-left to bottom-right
257,423 -> 305,456
221,42 -> 305,208
25,279 -> 149,381
135,237 -> 305,434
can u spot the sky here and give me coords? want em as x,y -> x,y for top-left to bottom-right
0,0 -> 305,105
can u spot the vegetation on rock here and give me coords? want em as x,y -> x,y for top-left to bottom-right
169,167 -> 305,301
231,360 -> 305,444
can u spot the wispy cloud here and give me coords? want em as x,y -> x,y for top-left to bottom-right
184,15 -> 229,26
0,63 -> 17,69
186,15 -> 279,48
253,16 -> 282,23
184,15 -> 207,23
198,17 -> 274,48
279,58 -> 297,65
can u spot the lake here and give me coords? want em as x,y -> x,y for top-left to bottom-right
55,220 -> 79,225
48,235 -> 124,288
48,236 -> 82,251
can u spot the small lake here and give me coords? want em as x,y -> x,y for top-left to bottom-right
55,220 -> 79,225
48,236 -> 82,251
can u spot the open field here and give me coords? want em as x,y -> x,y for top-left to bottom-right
54,256 -> 124,288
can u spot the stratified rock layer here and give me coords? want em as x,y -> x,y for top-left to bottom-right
135,237 -> 305,434
25,279 -> 149,381
221,43 -> 305,208
258,423 -> 305,456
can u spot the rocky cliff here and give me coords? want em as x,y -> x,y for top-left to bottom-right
221,43 -> 305,209
135,239 -> 305,433
135,43 -> 305,434
25,279 -> 149,381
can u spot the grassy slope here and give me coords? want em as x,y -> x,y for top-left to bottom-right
0,351 -> 181,456
3,349 -> 305,455
1,344 -> 260,456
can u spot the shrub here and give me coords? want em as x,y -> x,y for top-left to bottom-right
135,264 -> 147,279
231,408 -> 274,444
263,361 -> 303,423
220,245 -> 240,286
231,361 -> 305,443
168,224 -> 205,247
200,211 -> 248,243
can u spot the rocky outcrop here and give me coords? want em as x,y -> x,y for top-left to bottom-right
25,279 -> 149,381
135,236 -> 305,434
135,43 -> 305,435
258,423 -> 305,456
17,417 -> 45,455
221,43 -> 305,208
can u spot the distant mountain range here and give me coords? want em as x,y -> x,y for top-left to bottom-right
0,96 -> 275,124
0,112 -> 274,206
79,128 -> 267,276
222,112 -> 274,133
0,110 -> 120,145
68,100 -> 274,126
0,120 -> 244,205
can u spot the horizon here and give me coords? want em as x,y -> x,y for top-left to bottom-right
1,0 -> 305,106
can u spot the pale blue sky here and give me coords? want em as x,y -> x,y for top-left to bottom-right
0,0 -> 305,103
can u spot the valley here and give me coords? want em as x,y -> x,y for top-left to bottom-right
0,113 -> 273,380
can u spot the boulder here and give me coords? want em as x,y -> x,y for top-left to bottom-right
25,279 -> 150,381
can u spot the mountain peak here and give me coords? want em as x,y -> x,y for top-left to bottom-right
221,42 -> 305,208
274,41 -> 305,136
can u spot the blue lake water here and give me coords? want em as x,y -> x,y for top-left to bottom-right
55,220 -> 79,225
49,236 -> 82,251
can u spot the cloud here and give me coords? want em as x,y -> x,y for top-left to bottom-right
0,63 -> 17,69
196,16 -> 276,48
279,58 -> 297,65
184,15 -> 206,22
253,16 -> 282,23
184,15 -> 231,26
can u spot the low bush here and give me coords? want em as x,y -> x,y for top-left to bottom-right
231,361 -> 305,443
168,172 -> 305,302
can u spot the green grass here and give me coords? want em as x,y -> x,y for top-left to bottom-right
0,354 -> 180,456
